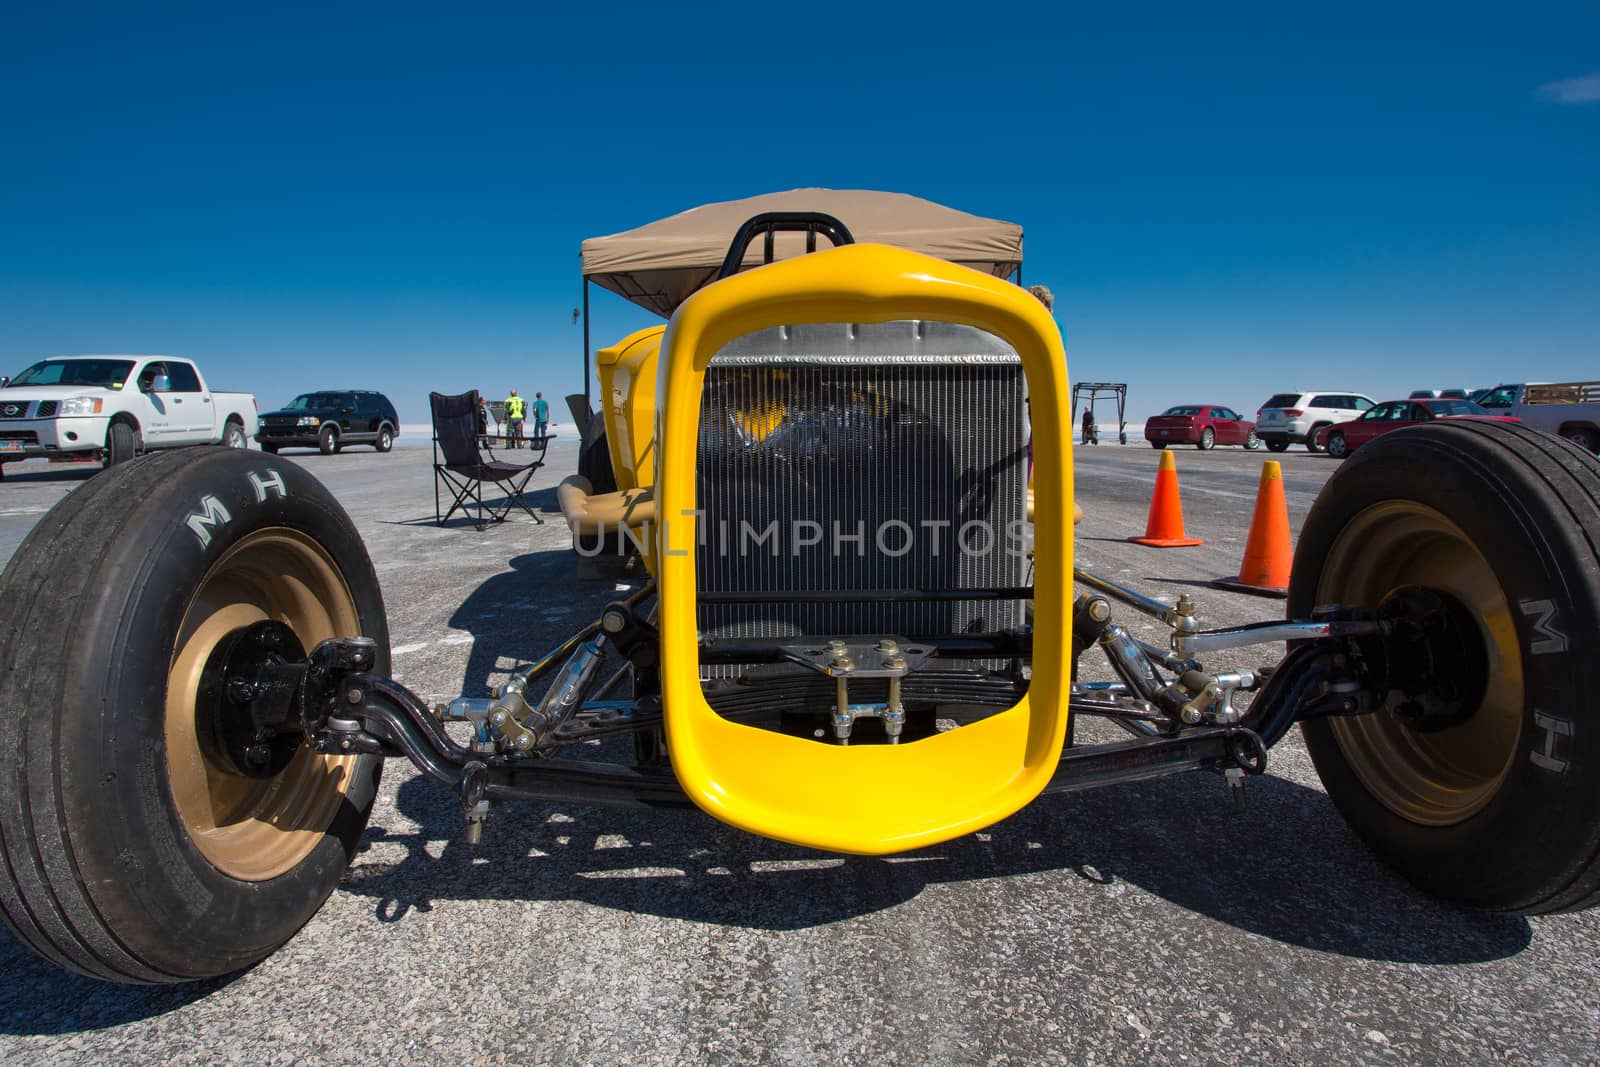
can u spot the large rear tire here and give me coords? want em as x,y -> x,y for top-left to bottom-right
1290,420 -> 1600,913
0,448 -> 387,982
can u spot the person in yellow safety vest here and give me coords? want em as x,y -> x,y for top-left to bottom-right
504,389 -> 526,448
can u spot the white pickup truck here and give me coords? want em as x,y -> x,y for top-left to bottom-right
1477,382 -> 1600,454
0,355 -> 257,476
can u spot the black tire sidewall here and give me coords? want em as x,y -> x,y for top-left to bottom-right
319,425 -> 338,454
1292,423 -> 1600,909
59,449 -> 387,977
106,422 -> 137,467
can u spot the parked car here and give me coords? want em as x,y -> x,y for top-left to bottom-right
256,390 -> 399,454
1476,382 -> 1600,454
1408,389 -> 1439,399
0,355 -> 256,476
1254,391 -> 1376,452
1143,404 -> 1259,450
1313,398 -> 1519,458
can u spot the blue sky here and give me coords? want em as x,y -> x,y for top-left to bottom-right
1,3 -> 1595,425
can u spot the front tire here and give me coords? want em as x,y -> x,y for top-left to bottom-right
1326,431 -> 1349,459
1561,426 -> 1599,455
104,420 -> 138,469
1291,420 -> 1600,913
0,449 -> 388,982
318,425 -> 340,455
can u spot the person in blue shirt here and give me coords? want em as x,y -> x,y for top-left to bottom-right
532,392 -> 550,440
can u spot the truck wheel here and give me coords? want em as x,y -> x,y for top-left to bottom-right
222,418 -> 248,449
318,425 -> 340,455
104,420 -> 138,468
1561,426 -> 1599,455
1290,420 -> 1600,913
1265,439 -> 1289,453
375,425 -> 394,452
0,448 -> 387,982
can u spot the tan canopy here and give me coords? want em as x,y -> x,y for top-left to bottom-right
581,189 -> 1024,317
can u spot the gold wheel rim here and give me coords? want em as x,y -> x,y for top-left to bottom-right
166,528 -> 360,881
1317,502 -> 1521,826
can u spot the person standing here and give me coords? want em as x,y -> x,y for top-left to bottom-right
504,388 -> 526,448
531,391 -> 550,441
1082,406 -> 1098,446
476,393 -> 490,446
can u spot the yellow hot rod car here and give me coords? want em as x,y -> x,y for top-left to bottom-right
2,190 -> 1597,984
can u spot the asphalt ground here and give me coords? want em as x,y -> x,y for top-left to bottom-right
0,439 -> 1597,1065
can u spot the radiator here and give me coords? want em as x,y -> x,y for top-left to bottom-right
695,321 -> 1029,653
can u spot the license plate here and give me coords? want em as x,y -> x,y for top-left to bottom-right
1159,430 -> 1168,437
0,441 -> 22,453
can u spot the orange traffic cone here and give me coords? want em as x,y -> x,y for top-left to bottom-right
1211,460 -> 1292,598
1129,450 -> 1203,547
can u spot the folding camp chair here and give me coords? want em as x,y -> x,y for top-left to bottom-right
431,390 -> 547,529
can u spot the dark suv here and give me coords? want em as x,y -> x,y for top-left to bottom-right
256,390 -> 399,455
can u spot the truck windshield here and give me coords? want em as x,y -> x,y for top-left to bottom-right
8,359 -> 136,389
285,393 -> 349,410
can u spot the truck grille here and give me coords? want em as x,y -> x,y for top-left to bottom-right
0,401 -> 30,419
695,322 -> 1029,656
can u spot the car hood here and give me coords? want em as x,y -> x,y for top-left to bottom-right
261,407 -> 341,419
0,385 -> 119,405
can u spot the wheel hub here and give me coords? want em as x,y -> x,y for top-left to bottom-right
1375,586 -> 1489,732
197,620 -> 308,779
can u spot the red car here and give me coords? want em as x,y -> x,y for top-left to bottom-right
1144,404 -> 1259,450
1314,398 -> 1520,458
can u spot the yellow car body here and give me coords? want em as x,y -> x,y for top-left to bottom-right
587,242 -> 1074,854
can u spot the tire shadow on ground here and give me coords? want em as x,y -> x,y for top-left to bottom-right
0,937 -> 231,1034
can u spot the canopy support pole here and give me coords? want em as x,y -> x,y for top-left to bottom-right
582,278 -> 592,409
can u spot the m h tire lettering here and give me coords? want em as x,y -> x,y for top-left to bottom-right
185,495 -> 232,548
1518,599 -> 1568,655
1531,712 -> 1572,774
248,469 -> 287,502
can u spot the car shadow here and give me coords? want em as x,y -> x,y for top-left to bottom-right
447,550 -> 644,698
339,763 -> 1530,967
0,936 -> 233,1034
